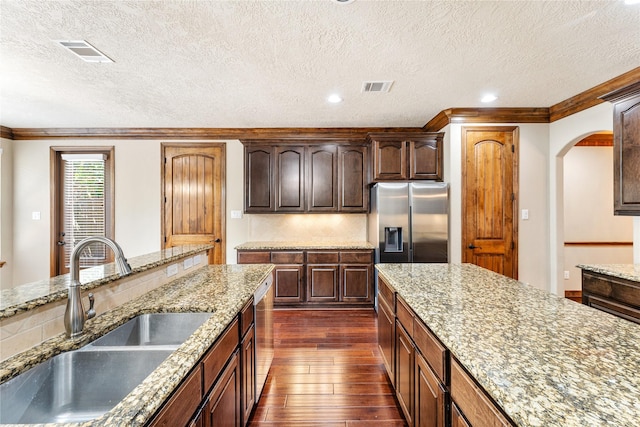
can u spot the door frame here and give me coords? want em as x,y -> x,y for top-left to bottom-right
50,146 -> 115,277
461,126 -> 519,279
160,142 -> 226,264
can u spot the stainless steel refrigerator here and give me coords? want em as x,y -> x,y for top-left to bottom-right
369,182 -> 449,263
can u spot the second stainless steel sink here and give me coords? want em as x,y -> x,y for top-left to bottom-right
89,312 -> 214,347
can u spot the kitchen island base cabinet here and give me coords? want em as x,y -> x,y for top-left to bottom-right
204,350 -> 242,427
415,352 -> 447,427
450,359 -> 513,427
581,269 -> 640,324
148,365 -> 203,427
395,320 -> 415,426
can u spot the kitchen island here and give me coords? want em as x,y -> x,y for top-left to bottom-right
578,264 -> 640,324
0,263 -> 274,426
377,263 -> 640,427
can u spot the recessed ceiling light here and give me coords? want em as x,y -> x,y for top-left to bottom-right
327,94 -> 343,103
332,0 -> 355,4
481,94 -> 498,103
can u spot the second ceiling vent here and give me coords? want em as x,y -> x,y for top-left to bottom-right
362,81 -> 393,93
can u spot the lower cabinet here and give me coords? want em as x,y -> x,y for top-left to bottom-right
204,350 -> 242,427
377,295 -> 395,387
415,352 -> 447,427
395,320 -> 415,425
581,269 -> 640,324
451,403 -> 471,427
147,295 -> 262,427
238,249 -> 373,307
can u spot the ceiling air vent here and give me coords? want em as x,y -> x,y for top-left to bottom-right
55,40 -> 114,63
362,81 -> 393,93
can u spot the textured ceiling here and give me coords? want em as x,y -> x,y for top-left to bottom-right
0,0 -> 639,129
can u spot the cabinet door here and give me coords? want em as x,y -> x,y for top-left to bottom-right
372,139 -> 407,180
241,326 -> 255,426
244,146 -> 274,212
204,351 -> 241,427
409,136 -> 443,181
338,146 -> 368,212
275,146 -> 305,212
451,403 -> 472,427
307,145 -> 337,211
307,264 -> 339,302
396,320 -> 415,426
377,296 -> 395,386
149,365 -> 203,427
415,352 -> 447,427
273,265 -> 304,304
340,264 -> 372,303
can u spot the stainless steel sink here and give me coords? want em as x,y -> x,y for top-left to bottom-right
0,312 -> 213,424
89,312 -> 213,347
0,349 -> 173,424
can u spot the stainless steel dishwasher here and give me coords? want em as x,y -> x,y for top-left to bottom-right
253,274 -> 274,400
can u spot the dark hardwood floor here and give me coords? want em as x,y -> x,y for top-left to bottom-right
248,309 -> 407,427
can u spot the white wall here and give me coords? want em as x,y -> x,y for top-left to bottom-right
445,123 -> 550,290
0,138 -> 14,289
562,146 -> 634,290
10,138 -> 251,287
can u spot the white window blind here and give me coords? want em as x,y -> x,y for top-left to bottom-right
62,154 -> 109,269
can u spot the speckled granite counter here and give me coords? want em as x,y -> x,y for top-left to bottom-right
0,244 -> 213,319
578,263 -> 640,283
0,263 -> 274,426
235,241 -> 374,250
376,263 -> 640,427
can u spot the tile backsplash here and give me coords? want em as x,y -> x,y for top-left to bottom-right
248,214 -> 368,241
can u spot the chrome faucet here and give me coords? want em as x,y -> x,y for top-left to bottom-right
64,236 -> 132,338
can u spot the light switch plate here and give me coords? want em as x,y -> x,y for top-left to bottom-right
231,210 -> 242,219
521,209 -> 529,220
184,257 -> 194,269
32,211 -> 41,220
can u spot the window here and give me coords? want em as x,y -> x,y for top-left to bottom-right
51,147 -> 114,276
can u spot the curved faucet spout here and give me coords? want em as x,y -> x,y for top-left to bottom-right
65,236 -> 132,338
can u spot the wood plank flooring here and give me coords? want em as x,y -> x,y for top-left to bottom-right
248,309 -> 407,427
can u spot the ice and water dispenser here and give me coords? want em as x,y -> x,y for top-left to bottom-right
384,227 -> 403,253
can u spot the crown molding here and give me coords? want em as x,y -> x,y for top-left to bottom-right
423,108 -> 550,132
0,126 -> 14,140
8,127 -> 423,141
550,67 -> 640,122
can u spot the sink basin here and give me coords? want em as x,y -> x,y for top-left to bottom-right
0,349 -> 173,424
89,312 -> 213,347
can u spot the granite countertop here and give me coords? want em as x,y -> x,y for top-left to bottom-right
0,244 -> 213,320
376,263 -> 640,427
235,241 -> 375,250
0,263 -> 274,427
578,263 -> 640,283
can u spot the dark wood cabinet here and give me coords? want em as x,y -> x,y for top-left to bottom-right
148,365 -> 203,427
368,132 -> 444,182
275,146 -> 305,212
581,269 -> 640,324
238,249 -> 373,307
377,295 -> 395,387
338,145 -> 369,211
307,145 -> 337,211
396,320 -> 415,426
602,81 -> 640,215
243,141 -> 368,213
204,350 -> 241,427
451,403 -> 472,427
244,146 -> 274,212
415,352 -> 447,427
240,302 -> 256,426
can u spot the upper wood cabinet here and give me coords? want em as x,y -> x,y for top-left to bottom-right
368,132 -> 444,181
602,81 -> 640,215
242,141 -> 368,213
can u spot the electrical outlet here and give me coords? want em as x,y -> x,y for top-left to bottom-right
32,211 -> 41,220
184,257 -> 194,270
194,254 -> 202,265
166,264 -> 178,277
564,271 -> 570,280
231,210 -> 242,219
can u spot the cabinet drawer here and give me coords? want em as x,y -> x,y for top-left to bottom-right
271,251 -> 304,264
240,299 -> 255,338
396,296 -> 414,336
451,358 -> 513,427
414,318 -> 448,384
237,251 -> 270,264
583,272 -> 640,307
149,365 -> 202,427
378,277 -> 395,310
585,294 -> 640,324
340,251 -> 373,263
307,251 -> 339,264
202,319 -> 240,393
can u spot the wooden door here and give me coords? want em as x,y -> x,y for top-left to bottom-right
163,144 -> 225,264
462,127 -> 518,279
